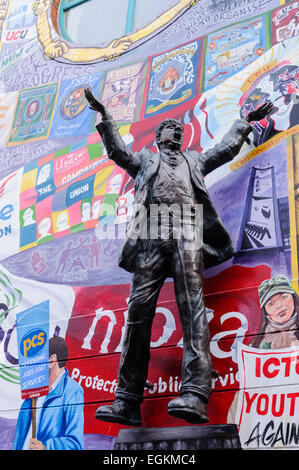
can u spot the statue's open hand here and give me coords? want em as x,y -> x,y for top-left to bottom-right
245,101 -> 274,122
84,89 -> 110,119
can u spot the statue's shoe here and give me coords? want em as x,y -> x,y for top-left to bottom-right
168,393 -> 209,424
95,399 -> 142,426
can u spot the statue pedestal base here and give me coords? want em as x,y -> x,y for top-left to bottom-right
114,424 -> 241,451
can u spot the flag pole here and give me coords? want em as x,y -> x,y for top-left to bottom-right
32,397 -> 36,439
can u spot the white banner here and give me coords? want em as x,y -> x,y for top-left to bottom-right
1,0 -> 36,43
0,91 -> 18,149
0,169 -> 22,260
235,343 -> 299,449
0,264 -> 75,414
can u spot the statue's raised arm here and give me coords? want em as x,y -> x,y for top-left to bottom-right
85,88 -> 141,178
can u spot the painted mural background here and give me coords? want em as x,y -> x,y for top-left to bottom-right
0,0 -> 298,450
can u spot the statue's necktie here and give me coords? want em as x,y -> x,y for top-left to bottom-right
169,154 -> 178,168
162,151 -> 183,168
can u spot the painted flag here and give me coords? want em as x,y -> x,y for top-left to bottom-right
16,300 -> 49,399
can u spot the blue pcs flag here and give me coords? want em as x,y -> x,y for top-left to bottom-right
16,300 -> 49,399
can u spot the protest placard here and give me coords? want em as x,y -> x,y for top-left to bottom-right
16,300 -> 49,399
235,343 -> 299,449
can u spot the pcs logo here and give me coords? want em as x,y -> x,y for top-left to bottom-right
20,328 -> 47,358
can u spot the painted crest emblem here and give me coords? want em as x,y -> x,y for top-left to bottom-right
60,86 -> 89,120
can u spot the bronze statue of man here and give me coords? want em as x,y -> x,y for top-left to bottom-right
85,89 -> 273,426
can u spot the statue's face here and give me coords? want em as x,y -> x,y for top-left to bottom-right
159,122 -> 184,150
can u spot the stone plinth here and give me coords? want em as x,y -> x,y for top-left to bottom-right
114,424 -> 241,450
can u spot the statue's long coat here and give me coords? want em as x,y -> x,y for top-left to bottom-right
96,118 -> 252,273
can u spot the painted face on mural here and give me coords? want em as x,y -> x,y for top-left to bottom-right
23,207 -> 35,226
264,292 -> 295,324
108,174 -> 122,194
57,212 -> 69,231
92,200 -> 101,219
82,202 -> 91,221
26,100 -> 40,119
38,217 -> 52,238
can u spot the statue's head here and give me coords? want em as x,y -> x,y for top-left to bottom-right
155,119 -> 184,150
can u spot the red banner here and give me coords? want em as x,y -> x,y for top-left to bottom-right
65,264 -> 271,434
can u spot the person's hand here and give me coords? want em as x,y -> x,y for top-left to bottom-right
29,438 -> 47,450
245,101 -> 274,122
84,89 -> 111,121
31,251 -> 46,274
43,40 -> 69,60
32,0 -> 50,15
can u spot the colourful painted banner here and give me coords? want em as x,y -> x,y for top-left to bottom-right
49,74 -> 103,140
142,39 -> 202,118
200,35 -> 299,162
1,0 -> 36,44
0,131 -> 131,259
272,0 -> 299,45
203,15 -> 268,90
8,83 -> 59,145
100,61 -> 146,123
235,344 -> 299,449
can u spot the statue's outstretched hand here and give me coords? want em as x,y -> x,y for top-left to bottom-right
84,89 -> 112,120
245,101 -> 274,123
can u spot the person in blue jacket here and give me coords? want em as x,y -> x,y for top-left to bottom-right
13,336 -> 84,450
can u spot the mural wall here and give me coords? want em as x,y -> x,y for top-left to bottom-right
0,0 -> 298,451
